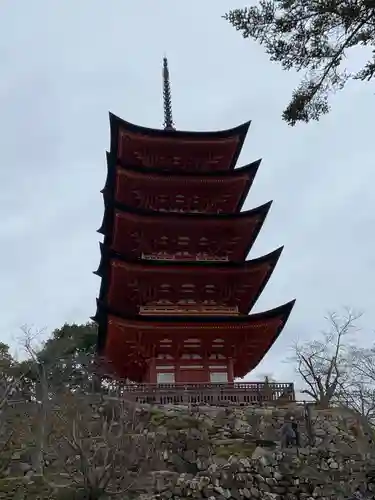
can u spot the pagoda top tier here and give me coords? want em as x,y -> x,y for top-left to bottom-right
109,113 -> 251,173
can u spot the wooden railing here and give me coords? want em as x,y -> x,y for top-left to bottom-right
142,252 -> 229,262
139,305 -> 239,315
103,382 -> 295,406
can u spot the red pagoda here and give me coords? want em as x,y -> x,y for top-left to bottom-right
93,58 -> 295,388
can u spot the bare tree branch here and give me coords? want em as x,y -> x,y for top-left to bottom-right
291,308 -> 361,407
0,364 -> 22,476
43,395 -> 157,499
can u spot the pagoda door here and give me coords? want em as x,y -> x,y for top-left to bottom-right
209,371 -> 228,383
178,368 -> 208,384
156,371 -> 175,384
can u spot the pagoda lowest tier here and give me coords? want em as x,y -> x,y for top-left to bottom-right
95,246 -> 282,316
103,153 -> 261,214
108,113 -> 250,173
94,301 -> 295,383
98,201 -> 271,262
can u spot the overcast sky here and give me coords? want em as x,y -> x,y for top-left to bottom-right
1,0 -> 374,385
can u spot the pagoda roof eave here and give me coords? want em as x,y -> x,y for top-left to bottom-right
104,152 -> 262,180
93,299 -> 296,361
94,299 -> 295,325
95,247 -> 282,317
109,112 -> 251,143
108,198 -> 272,220
94,244 -> 283,276
101,153 -> 261,213
97,199 -> 273,236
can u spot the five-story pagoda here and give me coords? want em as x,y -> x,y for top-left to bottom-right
93,58 -> 295,386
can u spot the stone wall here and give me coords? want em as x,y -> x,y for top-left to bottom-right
1,400 -> 375,499
147,404 -> 375,500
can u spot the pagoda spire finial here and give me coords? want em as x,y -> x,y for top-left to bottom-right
162,56 -> 175,130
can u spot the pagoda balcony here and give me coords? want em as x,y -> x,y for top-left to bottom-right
157,208 -> 204,214
103,381 -> 295,406
139,305 -> 240,315
141,252 -> 229,262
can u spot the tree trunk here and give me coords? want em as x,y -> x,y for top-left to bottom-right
318,394 -> 331,408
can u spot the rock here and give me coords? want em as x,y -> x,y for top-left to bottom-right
238,458 -> 251,470
229,488 -> 242,500
18,462 -> 31,473
212,456 -> 229,467
250,486 -> 260,498
202,485 -> 215,497
252,446 -> 274,466
265,477 -> 276,486
329,461 -> 339,469
242,487 -> 251,498
214,486 -> 231,498
184,450 -> 196,463
198,476 -> 211,489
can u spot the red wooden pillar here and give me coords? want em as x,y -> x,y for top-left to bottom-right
148,357 -> 157,383
174,341 -> 182,383
203,352 -> 209,383
228,358 -> 234,383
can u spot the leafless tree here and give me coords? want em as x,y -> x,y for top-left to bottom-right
339,380 -> 375,424
350,344 -> 375,382
42,394 -> 158,499
18,325 -> 51,476
18,325 -> 158,498
292,308 -> 361,407
343,345 -> 375,424
0,364 -> 22,476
